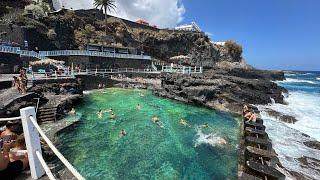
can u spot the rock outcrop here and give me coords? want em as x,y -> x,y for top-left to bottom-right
153,69 -> 286,114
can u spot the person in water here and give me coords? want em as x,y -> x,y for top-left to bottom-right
103,108 -> 113,113
179,119 -> 189,127
110,112 -> 116,120
119,129 -> 127,137
69,108 -> 76,115
216,137 -> 227,145
151,116 -> 164,128
96,109 -> 103,119
200,123 -> 209,129
136,104 -> 141,110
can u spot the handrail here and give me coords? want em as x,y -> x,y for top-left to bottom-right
36,151 -> 55,180
0,116 -> 21,121
30,116 -> 85,180
0,45 -> 151,60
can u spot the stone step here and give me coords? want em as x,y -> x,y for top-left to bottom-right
246,146 -> 277,160
38,110 -> 55,116
245,127 -> 266,136
245,137 -> 272,148
238,171 -> 262,180
37,113 -> 55,119
38,117 -> 56,122
246,161 -> 285,180
245,122 -> 266,130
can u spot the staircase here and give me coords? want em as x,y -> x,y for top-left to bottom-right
37,106 -> 57,122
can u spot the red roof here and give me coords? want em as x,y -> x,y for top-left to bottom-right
136,19 -> 149,25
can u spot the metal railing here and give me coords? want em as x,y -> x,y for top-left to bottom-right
161,65 -> 203,74
0,45 -> 151,60
0,45 -> 21,54
0,107 -> 84,180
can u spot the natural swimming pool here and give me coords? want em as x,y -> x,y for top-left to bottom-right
58,88 -> 240,179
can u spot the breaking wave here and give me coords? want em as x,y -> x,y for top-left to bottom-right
194,128 -> 227,148
283,78 -> 317,84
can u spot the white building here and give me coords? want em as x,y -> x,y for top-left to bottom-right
211,41 -> 226,46
175,22 -> 201,32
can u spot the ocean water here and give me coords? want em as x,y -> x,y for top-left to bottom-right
58,88 -> 240,179
257,71 -> 320,179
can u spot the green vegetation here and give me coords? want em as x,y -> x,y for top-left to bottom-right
93,0 -> 116,33
75,24 -> 97,48
225,40 -> 243,61
24,4 -> 46,19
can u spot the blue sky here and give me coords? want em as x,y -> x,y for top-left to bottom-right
181,0 -> 320,71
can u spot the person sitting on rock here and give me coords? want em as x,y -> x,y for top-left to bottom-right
246,111 -> 257,123
0,135 -> 29,179
244,111 -> 253,120
243,105 -> 250,116
1,121 -> 22,138
12,76 -> 21,93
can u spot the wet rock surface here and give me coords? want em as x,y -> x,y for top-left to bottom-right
153,68 -> 286,114
303,141 -> 320,150
265,108 -> 298,124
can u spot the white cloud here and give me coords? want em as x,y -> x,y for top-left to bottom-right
60,0 -> 185,28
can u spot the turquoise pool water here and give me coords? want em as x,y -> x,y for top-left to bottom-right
58,88 -> 240,179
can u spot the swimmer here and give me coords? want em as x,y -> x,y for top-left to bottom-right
103,108 -> 113,113
69,108 -> 76,115
179,119 -> 190,127
110,112 -> 116,120
136,104 -> 141,110
139,93 -> 145,97
151,116 -> 164,128
200,123 -> 209,129
96,109 -> 103,119
216,137 -> 227,145
119,129 -> 127,137
151,116 -> 160,123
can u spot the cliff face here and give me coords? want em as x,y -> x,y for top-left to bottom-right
2,9 -> 244,68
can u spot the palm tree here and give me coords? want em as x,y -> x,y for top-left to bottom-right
93,0 -> 116,34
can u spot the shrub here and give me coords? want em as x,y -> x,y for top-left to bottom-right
24,4 -> 46,19
224,40 -> 243,61
47,29 -> 57,39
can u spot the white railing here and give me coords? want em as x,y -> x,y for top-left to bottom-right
75,68 -> 159,75
0,107 -> 84,180
161,65 -> 203,74
0,45 -> 21,54
0,45 -> 151,60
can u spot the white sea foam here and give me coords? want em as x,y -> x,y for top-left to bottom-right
83,90 -> 93,95
283,78 -> 317,84
257,91 -> 320,178
194,128 -> 226,147
316,77 -> 320,81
